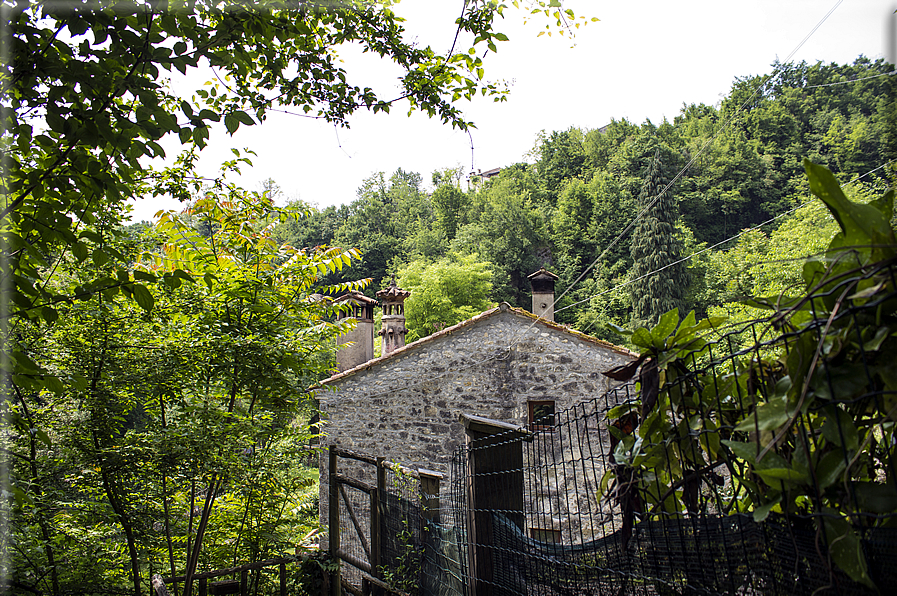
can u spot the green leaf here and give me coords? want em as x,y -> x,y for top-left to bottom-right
804,159 -> 896,263
41,306 -> 58,324
631,327 -> 653,349
72,241 -> 89,262
755,467 -> 806,484
43,375 -> 65,394
752,495 -> 781,522
734,398 -> 789,432
92,248 -> 110,267
854,482 -> 897,514
33,428 -> 52,448
133,270 -> 157,283
13,351 -> 42,373
816,450 -> 848,490
822,513 -> 876,589
821,407 -> 859,450
10,483 -> 33,508
651,308 -> 679,347
235,110 -> 255,126
866,326 -> 892,352
721,439 -> 759,465
131,283 -> 154,311
224,113 -> 239,134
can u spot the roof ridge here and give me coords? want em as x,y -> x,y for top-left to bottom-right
316,303 -> 635,386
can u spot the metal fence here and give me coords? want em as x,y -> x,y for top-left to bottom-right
441,259 -> 897,595
335,260 -> 897,595
328,447 -> 445,596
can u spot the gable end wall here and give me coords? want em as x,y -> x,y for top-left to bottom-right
318,310 -> 634,533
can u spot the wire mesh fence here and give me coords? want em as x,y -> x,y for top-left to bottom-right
440,258 -> 897,595
333,260 -> 897,595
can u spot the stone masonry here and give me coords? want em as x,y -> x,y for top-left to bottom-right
317,302 -> 636,539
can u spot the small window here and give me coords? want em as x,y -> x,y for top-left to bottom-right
529,400 -> 556,430
530,527 -> 562,543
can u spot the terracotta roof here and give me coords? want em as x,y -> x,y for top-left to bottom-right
527,268 -> 559,281
335,290 -> 378,305
376,276 -> 411,300
316,302 -> 637,387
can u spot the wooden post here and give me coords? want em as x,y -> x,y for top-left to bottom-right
240,570 -> 247,596
460,413 -> 531,596
152,574 -> 171,596
418,468 -> 443,596
279,562 -> 286,596
370,457 -> 385,595
418,468 -> 442,530
329,445 -> 341,596
198,578 -> 207,596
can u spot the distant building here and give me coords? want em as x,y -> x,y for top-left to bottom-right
467,167 -> 501,188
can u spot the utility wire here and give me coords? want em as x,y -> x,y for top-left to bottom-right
543,0 -> 847,325
801,69 -> 895,89
317,0 -> 853,403
561,159 -> 895,317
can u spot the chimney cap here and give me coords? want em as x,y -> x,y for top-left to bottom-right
376,274 -> 411,301
335,290 -> 378,306
527,268 -> 559,282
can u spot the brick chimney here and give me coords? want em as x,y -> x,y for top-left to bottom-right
376,275 -> 411,357
335,291 -> 378,371
528,268 -> 558,322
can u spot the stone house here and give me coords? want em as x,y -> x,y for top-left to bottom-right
316,270 -> 637,542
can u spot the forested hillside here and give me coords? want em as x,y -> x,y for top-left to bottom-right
276,57 -> 896,342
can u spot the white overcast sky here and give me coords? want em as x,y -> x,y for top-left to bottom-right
129,0 -> 896,221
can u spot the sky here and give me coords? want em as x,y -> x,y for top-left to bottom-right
129,0 -> 896,221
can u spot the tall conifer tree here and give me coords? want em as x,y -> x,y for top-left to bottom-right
629,147 -> 688,327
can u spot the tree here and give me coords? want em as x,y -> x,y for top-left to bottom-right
398,252 -> 493,341
452,166 -> 548,305
2,0 -> 588,376
6,187 -> 363,594
628,146 -> 688,328
431,178 -> 469,242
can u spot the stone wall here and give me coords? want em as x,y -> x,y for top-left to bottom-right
317,304 -> 636,541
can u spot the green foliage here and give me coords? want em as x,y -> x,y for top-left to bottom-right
431,181 -> 470,242
3,0 -> 576,390
6,188 -> 363,594
453,167 -> 548,305
2,2 -> 597,593
292,551 -> 340,596
273,58 -> 893,340
604,163 -> 896,590
399,253 -> 493,342
704,180 -> 880,331
629,147 -> 688,328
379,467 -> 423,595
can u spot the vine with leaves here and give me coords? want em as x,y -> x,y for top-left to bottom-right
602,160 -> 896,591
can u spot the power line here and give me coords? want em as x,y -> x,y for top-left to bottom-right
559,159 -> 895,317
802,69 -> 895,89
543,0 -> 848,323
316,0 -> 854,403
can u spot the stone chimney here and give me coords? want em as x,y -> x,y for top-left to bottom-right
335,291 -> 378,372
376,275 -> 411,357
528,268 -> 558,322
